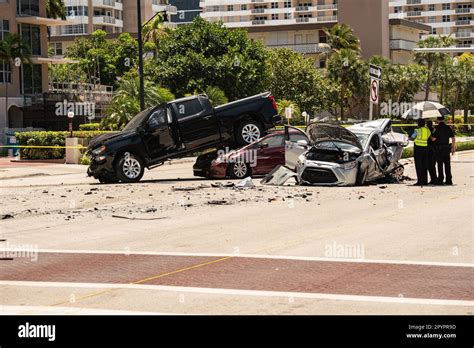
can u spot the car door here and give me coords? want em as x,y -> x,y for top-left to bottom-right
174,97 -> 220,149
142,107 -> 176,161
284,126 -> 309,170
366,133 -> 386,181
254,134 -> 285,174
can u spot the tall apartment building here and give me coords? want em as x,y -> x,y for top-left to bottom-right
49,0 -> 177,55
389,0 -> 473,48
0,0 -> 69,129
200,0 -> 431,66
169,0 -> 202,25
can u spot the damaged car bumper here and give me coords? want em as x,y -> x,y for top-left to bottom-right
297,159 -> 358,186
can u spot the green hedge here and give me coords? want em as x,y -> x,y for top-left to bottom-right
402,140 -> 474,159
15,131 -> 111,160
79,123 -> 102,131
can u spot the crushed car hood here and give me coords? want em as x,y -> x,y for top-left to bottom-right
306,123 -> 362,150
88,130 -> 135,150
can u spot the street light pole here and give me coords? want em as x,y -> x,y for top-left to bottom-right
136,0 -> 145,111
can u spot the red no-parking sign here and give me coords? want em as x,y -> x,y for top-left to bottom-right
370,78 -> 379,104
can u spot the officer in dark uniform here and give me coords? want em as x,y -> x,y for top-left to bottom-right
426,120 -> 438,185
432,116 -> 456,185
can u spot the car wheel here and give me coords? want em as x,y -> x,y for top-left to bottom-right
236,121 -> 263,146
115,152 -> 145,183
356,165 -> 368,186
229,161 -> 251,179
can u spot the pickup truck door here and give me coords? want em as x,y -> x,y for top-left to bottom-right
142,107 -> 176,161
173,97 -> 220,149
284,126 -> 309,170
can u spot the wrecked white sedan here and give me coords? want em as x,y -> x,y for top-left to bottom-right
266,119 -> 408,186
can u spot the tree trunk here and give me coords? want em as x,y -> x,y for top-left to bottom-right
424,70 -> 431,101
451,85 -> 460,124
5,82 -> 8,127
339,88 -> 344,121
439,81 -> 444,105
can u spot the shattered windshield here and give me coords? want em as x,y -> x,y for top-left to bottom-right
354,134 -> 369,147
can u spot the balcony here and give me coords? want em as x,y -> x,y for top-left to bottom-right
295,6 -> 310,12
455,8 -> 472,14
455,31 -> 473,38
390,39 -> 417,51
93,16 -> 122,26
268,43 -> 329,54
406,11 -> 422,17
251,8 -> 266,14
16,15 -> 72,26
455,19 -> 472,26
151,3 -> 178,15
92,0 -> 123,10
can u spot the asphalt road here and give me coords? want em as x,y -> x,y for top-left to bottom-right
0,152 -> 473,315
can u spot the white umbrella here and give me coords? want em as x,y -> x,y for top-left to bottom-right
401,101 -> 450,120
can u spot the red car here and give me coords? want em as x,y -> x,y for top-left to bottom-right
193,130 -> 307,179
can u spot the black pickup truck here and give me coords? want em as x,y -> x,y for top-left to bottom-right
87,92 -> 281,183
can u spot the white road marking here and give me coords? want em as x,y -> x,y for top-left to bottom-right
10,249 -> 474,268
0,305 -> 179,315
0,281 -> 473,307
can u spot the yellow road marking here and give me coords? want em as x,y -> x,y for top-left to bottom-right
50,255 -> 234,307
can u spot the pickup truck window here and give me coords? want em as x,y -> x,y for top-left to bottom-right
147,108 -> 167,128
176,99 -> 203,119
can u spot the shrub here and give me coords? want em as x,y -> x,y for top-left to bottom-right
79,123 -> 101,131
402,140 -> 474,159
15,131 -> 112,160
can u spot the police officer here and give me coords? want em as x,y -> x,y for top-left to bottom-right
426,120 -> 438,184
432,116 -> 456,185
411,119 -> 431,186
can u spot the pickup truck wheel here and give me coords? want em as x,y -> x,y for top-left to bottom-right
229,161 -> 251,179
115,153 -> 145,183
236,121 -> 262,146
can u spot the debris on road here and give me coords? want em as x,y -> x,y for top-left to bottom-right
235,177 -> 255,189
207,200 -> 232,205
1,214 -> 14,220
112,215 -> 168,221
261,166 -> 297,186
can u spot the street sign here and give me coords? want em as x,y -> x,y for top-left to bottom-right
369,64 -> 382,80
370,78 -> 379,104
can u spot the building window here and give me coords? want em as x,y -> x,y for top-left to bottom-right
49,42 -> 63,56
62,24 -> 88,35
284,1 -> 291,8
241,4 -> 247,10
394,6 -> 402,13
17,0 -> 40,16
271,2 -> 278,8
428,4 -> 435,11
22,64 -> 42,94
442,15 -> 450,22
0,19 -> 11,84
284,13 -> 291,19
442,3 -> 450,11
20,24 -> 41,56
272,13 -> 278,20
227,5 -> 233,11
66,6 -> 88,17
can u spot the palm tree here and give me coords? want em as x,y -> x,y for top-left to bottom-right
0,33 -> 32,122
415,35 -> 455,101
322,24 -> 360,57
142,13 -> 170,53
103,73 -> 175,129
46,0 -> 66,20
